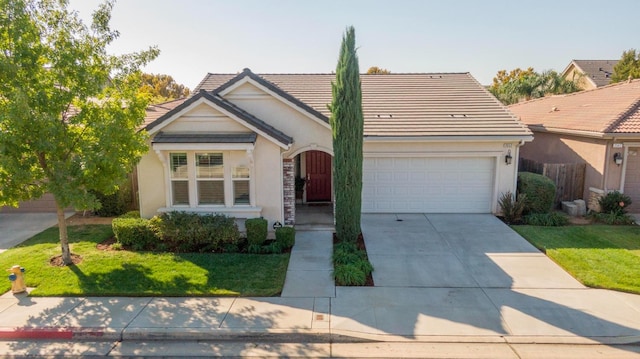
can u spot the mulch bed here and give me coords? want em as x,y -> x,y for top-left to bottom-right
49,254 -> 82,267
96,237 -> 117,251
333,232 -> 375,287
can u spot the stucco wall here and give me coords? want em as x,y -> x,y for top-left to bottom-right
519,131 -> 608,199
363,140 -> 520,213
563,65 -> 596,91
137,141 -> 166,218
224,82 -> 333,157
137,104 -> 285,226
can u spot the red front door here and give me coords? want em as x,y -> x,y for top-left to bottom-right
306,151 -> 332,202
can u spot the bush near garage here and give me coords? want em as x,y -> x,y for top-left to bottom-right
517,172 -> 556,214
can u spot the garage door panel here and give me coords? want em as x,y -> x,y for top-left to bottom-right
362,156 -> 494,213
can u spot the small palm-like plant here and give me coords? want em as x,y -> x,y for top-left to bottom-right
499,191 -> 526,224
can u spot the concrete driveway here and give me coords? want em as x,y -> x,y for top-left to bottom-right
0,213 -> 61,253
361,213 -> 583,289
329,213 -> 640,340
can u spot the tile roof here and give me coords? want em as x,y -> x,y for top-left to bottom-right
152,132 -> 257,144
143,98 -> 186,128
564,60 -> 618,88
508,79 -> 640,135
191,71 -> 531,138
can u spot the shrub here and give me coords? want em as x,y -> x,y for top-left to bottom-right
333,240 -> 373,286
524,212 -> 569,226
112,218 -> 158,251
498,191 -> 526,224
599,191 -> 632,215
517,172 -> 556,214
590,212 -> 635,225
245,218 -> 268,246
275,227 -> 296,249
119,211 -> 141,219
153,212 -> 240,253
334,264 -> 366,286
91,182 -> 134,217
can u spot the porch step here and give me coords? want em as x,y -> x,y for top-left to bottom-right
295,224 -> 335,231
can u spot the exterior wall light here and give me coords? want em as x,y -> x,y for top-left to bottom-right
614,152 -> 623,166
505,150 -> 513,165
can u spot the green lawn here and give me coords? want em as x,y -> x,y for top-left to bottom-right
512,224 -> 640,294
0,225 -> 289,297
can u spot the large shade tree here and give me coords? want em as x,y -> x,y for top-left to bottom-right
0,0 -> 158,265
611,49 -> 640,83
329,26 -> 364,243
489,68 -> 581,105
140,73 -> 190,103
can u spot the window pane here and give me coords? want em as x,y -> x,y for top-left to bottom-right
170,153 -> 188,179
171,181 -> 189,205
234,180 -> 250,205
233,166 -> 250,179
198,181 -> 224,205
196,153 -> 223,178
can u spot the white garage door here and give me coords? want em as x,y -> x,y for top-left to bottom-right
362,157 -> 495,213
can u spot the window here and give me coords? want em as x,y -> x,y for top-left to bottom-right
233,166 -> 250,205
166,151 -> 253,208
196,153 -> 224,205
170,153 -> 189,205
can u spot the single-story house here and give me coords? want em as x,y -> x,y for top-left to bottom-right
561,59 -> 618,90
138,69 -> 532,227
509,79 -> 640,212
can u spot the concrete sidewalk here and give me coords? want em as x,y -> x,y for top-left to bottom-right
1,288 -> 640,344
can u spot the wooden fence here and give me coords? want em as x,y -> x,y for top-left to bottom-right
519,158 -> 586,208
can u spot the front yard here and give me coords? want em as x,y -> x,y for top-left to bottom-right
513,224 -> 640,294
0,224 -> 289,297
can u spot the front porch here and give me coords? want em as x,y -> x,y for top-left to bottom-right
295,203 -> 334,231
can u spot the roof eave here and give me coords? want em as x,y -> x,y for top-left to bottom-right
528,125 -> 607,139
363,134 -> 533,143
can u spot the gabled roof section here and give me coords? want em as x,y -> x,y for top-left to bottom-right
211,68 -> 329,124
195,72 -> 532,138
509,79 -> 640,135
562,60 -> 618,88
143,90 -> 292,148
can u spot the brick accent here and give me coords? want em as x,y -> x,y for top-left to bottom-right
283,159 -> 295,225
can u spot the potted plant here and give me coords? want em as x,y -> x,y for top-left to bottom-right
295,176 -> 306,202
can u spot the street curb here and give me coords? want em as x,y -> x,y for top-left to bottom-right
1,326 -> 639,346
0,327 -> 121,341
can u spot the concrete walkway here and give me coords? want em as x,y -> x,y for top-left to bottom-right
0,215 -> 639,348
281,231 -> 335,298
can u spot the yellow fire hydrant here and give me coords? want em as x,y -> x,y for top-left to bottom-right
7,265 -> 26,294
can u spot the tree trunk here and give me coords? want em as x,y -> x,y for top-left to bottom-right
56,202 -> 72,265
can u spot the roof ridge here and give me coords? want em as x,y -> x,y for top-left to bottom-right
510,79 -> 640,108
605,97 -> 640,133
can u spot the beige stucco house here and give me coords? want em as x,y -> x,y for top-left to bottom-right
138,69 -> 532,227
561,60 -> 618,90
509,79 -> 640,212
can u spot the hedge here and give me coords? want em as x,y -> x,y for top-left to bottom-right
517,172 -> 556,214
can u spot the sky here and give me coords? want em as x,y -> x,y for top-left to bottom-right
68,0 -> 640,89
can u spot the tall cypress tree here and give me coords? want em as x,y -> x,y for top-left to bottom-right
330,26 -> 364,243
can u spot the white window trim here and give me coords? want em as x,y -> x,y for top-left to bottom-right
156,148 -> 258,216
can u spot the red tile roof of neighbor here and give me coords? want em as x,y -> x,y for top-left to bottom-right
143,98 -> 186,128
508,79 -> 640,135
145,70 -> 532,138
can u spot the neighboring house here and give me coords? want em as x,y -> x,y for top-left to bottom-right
137,68 -> 532,227
0,194 -> 58,213
509,79 -> 640,212
561,60 -> 618,90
